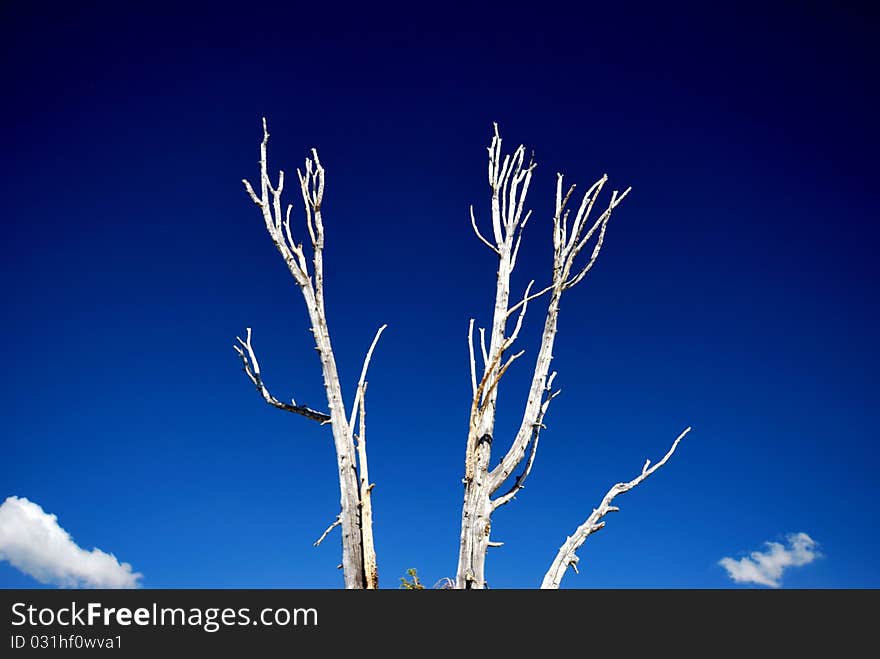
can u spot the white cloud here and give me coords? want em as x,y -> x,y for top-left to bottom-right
719,532 -> 819,588
0,496 -> 142,588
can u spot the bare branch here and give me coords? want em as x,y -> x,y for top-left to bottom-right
355,382 -> 379,589
469,279 -> 536,444
468,319 -> 478,397
299,165 -> 317,248
311,149 -> 325,210
486,124 -> 536,253
505,280 -> 535,347
347,324 -> 388,437
563,215 -> 610,290
472,331 -> 509,411
297,153 -> 328,304
480,349 -> 525,408
509,153 -> 535,232
503,146 -> 528,231
281,203 -> 309,275
504,282 -> 554,320
457,123 -> 643,590
269,169 -> 285,235
241,119 -> 368,589
553,174 -> 578,251
283,202 -> 295,248
242,119 -> 311,286
458,124 -> 541,586
540,427 -> 692,589
470,205 -> 501,255
491,435 -> 539,512
490,178 -> 631,496
242,178 -> 262,206
576,185 -> 629,253
233,327 -> 331,423
488,286 -> 562,494
564,186 -> 632,290
467,281 -> 535,449
491,372 -> 560,511
488,124 -> 505,244
314,514 -> 342,547
260,117 -> 269,205
566,175 -> 607,252
510,209 -> 533,269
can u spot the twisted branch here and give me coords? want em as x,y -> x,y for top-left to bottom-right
540,427 -> 692,588
233,328 -> 331,423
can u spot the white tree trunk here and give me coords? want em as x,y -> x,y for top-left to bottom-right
350,325 -> 386,590
457,127 -> 533,588
301,286 -> 365,589
238,120 -> 386,589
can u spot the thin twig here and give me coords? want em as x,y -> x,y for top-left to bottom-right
470,205 -> 501,255
314,514 -> 342,547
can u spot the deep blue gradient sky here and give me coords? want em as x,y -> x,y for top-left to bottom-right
2,3 -> 877,588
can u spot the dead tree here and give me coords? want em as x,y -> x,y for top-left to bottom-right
234,120 -> 689,590
457,125 -> 690,588
234,119 -> 383,589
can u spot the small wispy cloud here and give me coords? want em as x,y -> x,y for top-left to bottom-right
719,532 -> 819,588
0,496 -> 142,588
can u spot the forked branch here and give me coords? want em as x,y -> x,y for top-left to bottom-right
242,118 -> 311,284
491,372 -> 559,510
233,327 -> 331,423
489,172 -> 631,497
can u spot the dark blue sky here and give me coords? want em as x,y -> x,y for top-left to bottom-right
1,2 -> 877,588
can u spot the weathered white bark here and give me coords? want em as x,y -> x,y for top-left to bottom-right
490,372 -> 558,511
456,125 -> 535,588
355,383 -> 378,589
237,120 -> 689,589
457,124 -> 646,589
350,324 -> 385,590
541,427 -> 692,588
238,119 -> 385,589
488,174 -> 630,495
234,327 -> 331,423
